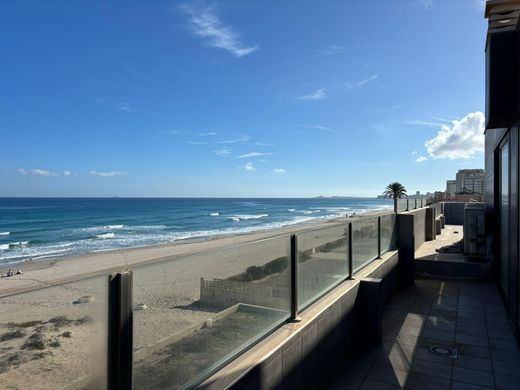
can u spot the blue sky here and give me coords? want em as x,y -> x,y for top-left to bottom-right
0,0 -> 487,197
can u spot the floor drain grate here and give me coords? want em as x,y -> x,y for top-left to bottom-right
428,345 -> 458,359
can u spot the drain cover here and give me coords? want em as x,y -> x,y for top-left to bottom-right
428,345 -> 458,359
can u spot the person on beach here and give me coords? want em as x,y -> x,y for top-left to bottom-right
6,269 -> 13,277
16,269 -> 23,275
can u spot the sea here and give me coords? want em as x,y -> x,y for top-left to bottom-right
0,197 -> 393,265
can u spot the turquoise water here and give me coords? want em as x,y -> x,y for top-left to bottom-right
0,197 -> 392,265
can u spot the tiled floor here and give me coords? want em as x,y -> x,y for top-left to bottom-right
330,278 -> 520,389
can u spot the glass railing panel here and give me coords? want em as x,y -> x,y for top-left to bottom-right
297,223 -> 348,310
0,276 -> 108,389
380,213 -> 396,254
352,217 -> 379,272
132,235 -> 291,389
397,199 -> 407,212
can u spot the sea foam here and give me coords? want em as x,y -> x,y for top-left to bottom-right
229,214 -> 268,221
0,232 -> 9,236
96,233 -> 115,239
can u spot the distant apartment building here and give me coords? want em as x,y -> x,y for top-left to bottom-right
455,169 -> 485,194
446,180 -> 456,196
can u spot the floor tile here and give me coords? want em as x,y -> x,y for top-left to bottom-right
404,373 -> 451,390
422,328 -> 454,343
453,355 -> 492,372
489,338 -> 519,352
414,348 -> 453,366
493,360 -> 520,377
456,344 -> 490,359
455,334 -> 489,348
494,373 -> 520,390
491,348 -> 520,363
330,374 -> 364,390
451,380 -> 493,389
456,325 -> 488,338
410,358 -> 451,379
452,366 -> 495,388
367,364 -> 409,387
360,378 -> 401,389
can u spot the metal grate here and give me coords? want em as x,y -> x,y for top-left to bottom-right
428,345 -> 458,359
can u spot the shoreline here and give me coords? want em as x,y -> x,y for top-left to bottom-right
0,208 -> 392,296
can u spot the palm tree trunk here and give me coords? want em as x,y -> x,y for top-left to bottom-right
394,197 -> 397,213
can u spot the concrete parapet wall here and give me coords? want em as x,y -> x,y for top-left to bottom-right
444,202 -> 473,225
200,278 -> 289,310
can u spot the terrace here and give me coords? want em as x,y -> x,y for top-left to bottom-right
329,269 -> 520,389
0,199 -> 517,390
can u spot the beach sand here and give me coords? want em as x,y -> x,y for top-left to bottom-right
0,210 -> 389,389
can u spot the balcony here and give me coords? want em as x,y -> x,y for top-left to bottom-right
0,201 -> 516,390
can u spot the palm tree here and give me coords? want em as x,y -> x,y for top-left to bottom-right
382,182 -> 407,213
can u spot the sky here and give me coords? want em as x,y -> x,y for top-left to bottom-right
0,0 -> 488,197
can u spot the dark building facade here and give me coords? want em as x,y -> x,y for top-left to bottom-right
484,0 -> 520,340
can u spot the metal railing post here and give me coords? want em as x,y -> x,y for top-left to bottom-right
406,199 -> 409,211
377,216 -> 381,258
290,234 -> 301,322
415,199 -> 417,209
108,271 -> 133,390
348,222 -> 353,278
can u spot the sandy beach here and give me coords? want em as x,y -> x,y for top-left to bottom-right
0,210 -> 389,389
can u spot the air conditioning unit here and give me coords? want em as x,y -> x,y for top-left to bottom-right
464,203 -> 486,258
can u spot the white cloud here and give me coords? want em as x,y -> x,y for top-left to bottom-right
274,168 -> 286,173
317,45 -> 344,55
345,73 -> 379,89
90,171 -> 127,177
255,142 -> 273,146
419,0 -> 433,10
244,161 -> 255,171
416,156 -> 428,163
179,4 -> 258,58
63,170 -> 73,176
197,131 -> 216,136
216,136 -> 250,144
32,169 -> 58,177
425,111 -> 485,159
296,88 -> 326,101
118,102 -> 132,112
18,168 -> 62,177
403,119 -> 445,127
236,152 -> 272,158
300,124 -> 343,134
214,148 -> 231,157
186,141 -> 210,145
411,151 -> 418,156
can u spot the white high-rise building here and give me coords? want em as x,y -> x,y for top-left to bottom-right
455,169 -> 485,194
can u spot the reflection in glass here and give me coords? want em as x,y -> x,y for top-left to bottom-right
132,236 -> 291,389
297,224 -> 348,309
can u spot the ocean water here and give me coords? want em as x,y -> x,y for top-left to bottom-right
0,197 -> 392,265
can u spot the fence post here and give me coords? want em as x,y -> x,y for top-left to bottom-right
377,216 -> 381,258
290,234 -> 301,322
348,222 -> 353,278
415,199 -> 417,209
108,271 -> 133,390
406,199 -> 409,211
